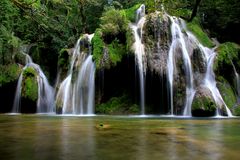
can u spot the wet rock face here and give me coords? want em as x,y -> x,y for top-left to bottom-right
192,85 -> 217,116
143,12 -> 171,76
191,48 -> 207,86
173,50 -> 187,114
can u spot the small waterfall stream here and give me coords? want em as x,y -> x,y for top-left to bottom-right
12,49 -> 55,113
130,4 -> 146,115
231,62 -> 240,103
56,34 -> 95,115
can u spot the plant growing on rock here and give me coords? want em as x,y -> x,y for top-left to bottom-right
22,67 -> 38,101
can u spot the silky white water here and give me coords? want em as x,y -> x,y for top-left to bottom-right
186,31 -> 233,117
56,34 -> 95,115
167,16 -> 195,116
130,4 -> 146,115
13,49 -> 55,113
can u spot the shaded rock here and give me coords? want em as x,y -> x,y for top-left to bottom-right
173,43 -> 187,114
191,47 -> 206,86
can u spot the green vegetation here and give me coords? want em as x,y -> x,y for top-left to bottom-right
92,8 -> 129,69
123,3 -> 141,22
215,42 -> 240,69
187,18 -> 214,48
199,0 -> 240,43
0,0 -> 108,83
92,29 -> 105,68
100,8 -> 128,39
0,64 -> 21,86
22,67 -> 38,101
108,39 -> 126,66
96,95 -> 139,114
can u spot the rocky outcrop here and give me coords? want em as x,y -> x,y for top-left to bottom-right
19,67 -> 38,113
143,12 -> 171,76
192,85 -> 217,116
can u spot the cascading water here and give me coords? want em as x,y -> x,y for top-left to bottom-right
167,16 -> 195,116
12,49 -> 55,113
203,51 -> 233,117
186,31 -> 233,117
130,4 -> 146,115
56,34 -> 95,115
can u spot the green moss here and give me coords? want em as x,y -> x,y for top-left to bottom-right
192,96 -> 216,113
214,42 -> 240,70
122,4 -> 141,22
108,39 -> 126,66
22,67 -> 38,101
96,94 -> 139,114
217,76 -> 237,113
22,77 -> 38,101
92,29 -> 104,68
0,64 -> 21,87
187,18 -> 214,48
23,67 -> 37,77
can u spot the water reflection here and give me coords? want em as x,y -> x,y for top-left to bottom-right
60,118 -> 96,159
0,116 -> 240,160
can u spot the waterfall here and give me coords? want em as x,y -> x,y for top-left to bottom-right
56,34 -> 95,115
203,51 -> 233,117
12,50 -> 55,113
12,72 -> 23,113
186,31 -> 233,117
231,62 -> 240,103
130,4 -> 146,115
167,16 -> 195,116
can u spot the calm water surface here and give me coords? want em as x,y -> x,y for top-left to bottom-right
0,115 -> 239,160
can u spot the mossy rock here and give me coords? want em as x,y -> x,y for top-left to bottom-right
192,86 -> 217,117
217,76 -> 239,116
214,42 -> 240,73
22,67 -> 38,101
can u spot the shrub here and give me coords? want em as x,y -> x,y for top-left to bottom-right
0,64 -> 21,86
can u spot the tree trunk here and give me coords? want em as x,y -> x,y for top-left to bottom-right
188,0 -> 202,22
